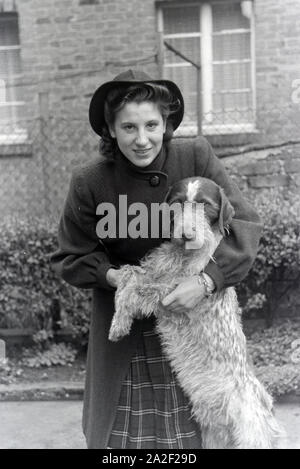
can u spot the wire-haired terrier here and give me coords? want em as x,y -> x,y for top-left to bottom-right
109,177 -> 284,449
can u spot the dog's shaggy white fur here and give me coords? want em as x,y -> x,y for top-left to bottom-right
109,177 -> 284,449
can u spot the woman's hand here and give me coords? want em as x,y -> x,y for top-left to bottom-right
161,276 -> 206,314
106,268 -> 122,288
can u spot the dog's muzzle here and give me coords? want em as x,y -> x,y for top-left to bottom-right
171,202 -> 206,250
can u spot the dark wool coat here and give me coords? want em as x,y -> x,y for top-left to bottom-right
50,136 -> 262,448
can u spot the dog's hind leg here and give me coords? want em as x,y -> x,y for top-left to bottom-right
201,424 -> 236,449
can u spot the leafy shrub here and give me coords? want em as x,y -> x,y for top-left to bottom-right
21,343 -> 77,368
0,215 -> 91,347
246,319 -> 300,367
255,364 -> 300,397
245,319 -> 300,396
237,188 -> 300,323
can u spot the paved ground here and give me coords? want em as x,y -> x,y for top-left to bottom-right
0,401 -> 86,449
0,401 -> 299,449
275,403 -> 300,449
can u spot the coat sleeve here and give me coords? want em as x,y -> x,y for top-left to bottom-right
50,168 -> 115,290
194,137 -> 263,291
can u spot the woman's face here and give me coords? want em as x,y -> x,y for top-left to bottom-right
109,101 -> 166,167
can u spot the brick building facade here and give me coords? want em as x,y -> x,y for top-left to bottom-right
0,0 -> 299,217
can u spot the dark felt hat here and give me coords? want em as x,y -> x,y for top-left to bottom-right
89,69 -> 184,136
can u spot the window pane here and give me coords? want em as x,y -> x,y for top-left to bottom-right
0,13 -> 23,124
0,49 -> 22,78
0,102 -> 26,122
5,80 -> 23,101
162,5 -> 200,128
0,13 -> 20,46
213,32 -> 251,61
0,103 -> 14,122
211,3 -> 253,124
164,65 -> 198,125
213,62 -> 252,90
212,2 -> 250,32
213,91 -> 252,111
163,6 -> 200,34
164,37 -> 200,65
162,2 -> 255,129
212,92 -> 254,124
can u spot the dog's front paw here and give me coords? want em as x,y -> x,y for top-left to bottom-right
118,265 -> 143,286
108,313 -> 133,342
108,324 -> 125,342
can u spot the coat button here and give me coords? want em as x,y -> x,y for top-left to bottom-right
149,175 -> 160,187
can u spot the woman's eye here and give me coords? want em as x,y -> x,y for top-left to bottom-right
147,122 -> 158,130
123,124 -> 135,132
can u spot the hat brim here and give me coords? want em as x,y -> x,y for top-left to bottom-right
89,79 -> 184,137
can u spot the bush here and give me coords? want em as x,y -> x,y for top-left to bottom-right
0,215 -> 91,347
255,364 -> 300,397
245,319 -> 300,367
21,343 -> 77,368
237,188 -> 300,323
245,319 -> 300,396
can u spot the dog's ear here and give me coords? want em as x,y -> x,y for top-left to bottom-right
164,185 -> 173,204
164,183 -> 184,205
218,188 -> 235,236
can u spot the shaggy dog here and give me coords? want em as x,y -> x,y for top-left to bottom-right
109,177 -> 283,449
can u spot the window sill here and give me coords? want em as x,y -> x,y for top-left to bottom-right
0,140 -> 32,158
0,128 -> 28,144
0,126 -> 32,157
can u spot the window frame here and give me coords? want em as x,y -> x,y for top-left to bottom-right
157,0 -> 257,136
0,11 -> 27,143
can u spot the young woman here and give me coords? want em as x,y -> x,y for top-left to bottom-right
50,69 -> 262,449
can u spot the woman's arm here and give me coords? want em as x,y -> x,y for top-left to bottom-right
194,137 -> 263,291
161,138 -> 262,312
50,168 -> 115,290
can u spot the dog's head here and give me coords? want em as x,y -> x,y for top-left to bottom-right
164,177 -> 235,249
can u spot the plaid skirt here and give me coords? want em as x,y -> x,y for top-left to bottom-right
107,322 -> 202,449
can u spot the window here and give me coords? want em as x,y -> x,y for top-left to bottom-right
0,10 -> 25,137
157,1 -> 256,135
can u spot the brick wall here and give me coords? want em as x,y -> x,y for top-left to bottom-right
256,0 -> 300,95
221,143 -> 300,192
16,0 -> 160,118
255,0 -> 300,143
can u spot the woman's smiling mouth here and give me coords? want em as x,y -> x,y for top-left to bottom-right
134,148 -> 152,155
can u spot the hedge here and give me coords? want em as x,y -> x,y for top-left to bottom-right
237,188 -> 300,324
0,216 -> 90,347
